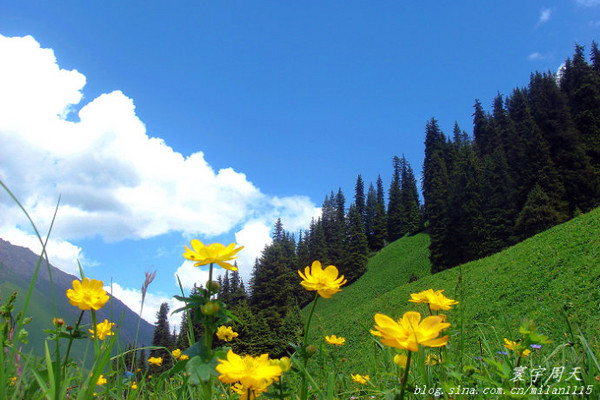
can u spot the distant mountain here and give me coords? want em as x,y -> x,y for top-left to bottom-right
0,238 -> 155,362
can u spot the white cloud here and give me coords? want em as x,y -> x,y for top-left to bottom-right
528,52 -> 545,61
0,225 -> 94,275
234,220 -> 273,282
537,8 -> 552,26
106,281 -> 184,332
576,0 -> 600,6
0,34 -> 318,275
174,260 -> 212,290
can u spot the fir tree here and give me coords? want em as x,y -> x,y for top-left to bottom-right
515,184 -> 561,240
344,203 -> 369,282
354,174 -> 366,223
150,302 -> 173,372
387,156 -> 404,242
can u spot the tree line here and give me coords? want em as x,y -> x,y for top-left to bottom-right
423,43 -> 600,272
149,42 -> 600,359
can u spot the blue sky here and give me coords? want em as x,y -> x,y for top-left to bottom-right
1,1 -> 599,327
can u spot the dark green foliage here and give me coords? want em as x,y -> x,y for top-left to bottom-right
387,156 -> 404,242
343,203 -> 369,283
150,302 -> 174,372
372,175 -> 388,250
400,157 -> 422,234
354,174 -> 366,223
515,184 -> 561,240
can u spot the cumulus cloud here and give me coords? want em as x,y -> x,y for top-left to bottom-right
0,225 -> 94,275
106,281 -> 184,332
0,34 -> 318,276
537,8 -> 552,27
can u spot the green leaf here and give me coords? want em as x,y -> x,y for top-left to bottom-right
186,356 -> 219,385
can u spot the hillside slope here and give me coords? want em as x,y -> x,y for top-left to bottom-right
309,208 -> 600,372
0,238 -> 155,362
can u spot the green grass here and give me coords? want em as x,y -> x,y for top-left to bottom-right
309,208 -> 600,374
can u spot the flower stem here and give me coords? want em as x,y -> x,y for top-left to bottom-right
300,293 -> 319,400
399,351 -> 412,400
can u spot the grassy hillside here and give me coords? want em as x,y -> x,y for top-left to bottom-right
309,208 -> 600,372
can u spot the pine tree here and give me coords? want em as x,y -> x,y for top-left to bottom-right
400,157 -> 422,234
150,302 -> 173,372
354,174 -> 366,223
343,203 -> 369,282
515,184 -> 561,240
530,71 -> 600,213
387,156 -> 404,242
372,176 -> 387,250
364,183 -> 377,251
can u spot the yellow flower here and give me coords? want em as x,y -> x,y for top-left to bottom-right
9,376 -> 17,385
148,356 -> 163,366
232,382 -> 268,400
371,311 -> 450,352
97,375 -> 107,385
131,381 -> 138,390
521,349 -> 531,357
409,289 -> 458,311
325,335 -> 346,346
270,356 -> 292,372
172,349 -> 182,359
298,261 -> 347,299
393,354 -> 410,369
179,354 -> 190,361
217,349 -> 282,393
216,325 -> 239,342
89,319 -> 115,340
503,338 -> 519,351
66,278 -> 109,311
183,240 -> 244,271
351,373 -> 370,384
425,354 -> 440,365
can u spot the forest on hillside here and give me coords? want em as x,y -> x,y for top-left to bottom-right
149,43 -> 600,360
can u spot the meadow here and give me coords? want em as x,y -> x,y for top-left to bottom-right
1,180 -> 600,400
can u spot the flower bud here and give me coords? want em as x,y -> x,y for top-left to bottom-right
200,301 -> 221,315
206,280 -> 220,293
305,344 -> 317,356
53,317 -> 64,327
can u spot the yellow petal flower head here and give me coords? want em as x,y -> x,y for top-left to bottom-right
183,239 -> 244,271
66,278 -> 109,311
89,319 -> 115,340
351,374 -> 370,384
172,348 -> 182,359
503,338 -> 519,351
232,382 -> 268,400
179,354 -> 189,361
216,325 -> 239,342
97,375 -> 107,385
298,261 -> 347,299
371,311 -> 450,352
393,353 -> 410,369
131,381 -> 138,390
217,349 -> 282,392
425,354 -> 440,365
409,289 -> 458,311
325,335 -> 346,346
148,356 -> 163,366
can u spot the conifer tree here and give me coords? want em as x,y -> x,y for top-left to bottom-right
387,156 -> 404,241
344,203 -> 369,282
400,157 -> 422,234
372,176 -> 387,250
364,183 -> 378,251
354,174 -> 366,223
150,302 -> 173,372
515,184 -> 561,240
